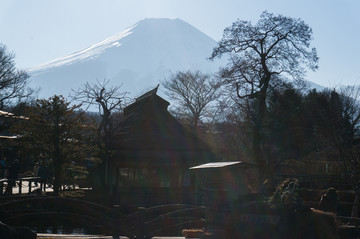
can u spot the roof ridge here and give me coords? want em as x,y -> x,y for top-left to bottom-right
135,84 -> 160,102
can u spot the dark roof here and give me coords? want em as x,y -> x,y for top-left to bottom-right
135,84 -> 160,102
111,86 -> 217,167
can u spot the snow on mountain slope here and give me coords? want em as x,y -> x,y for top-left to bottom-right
28,18 -> 224,100
30,25 -> 135,74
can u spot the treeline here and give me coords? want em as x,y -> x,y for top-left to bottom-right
207,82 -> 360,169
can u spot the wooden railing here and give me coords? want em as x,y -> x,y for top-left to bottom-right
113,187 -> 202,206
0,177 -> 40,195
0,196 -> 204,238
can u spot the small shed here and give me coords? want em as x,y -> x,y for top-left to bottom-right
190,161 -> 257,237
190,161 -> 256,204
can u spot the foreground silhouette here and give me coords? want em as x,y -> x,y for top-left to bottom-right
226,179 -> 339,239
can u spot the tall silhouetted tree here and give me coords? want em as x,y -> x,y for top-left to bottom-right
71,80 -> 128,187
210,11 -> 319,186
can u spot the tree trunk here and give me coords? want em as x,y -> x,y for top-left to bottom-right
253,83 -> 269,191
53,114 -> 61,196
53,161 -> 62,196
351,188 -> 360,217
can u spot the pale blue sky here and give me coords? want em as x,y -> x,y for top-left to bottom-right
1,0 -> 359,87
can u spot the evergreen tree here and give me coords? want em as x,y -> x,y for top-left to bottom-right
12,95 -> 97,195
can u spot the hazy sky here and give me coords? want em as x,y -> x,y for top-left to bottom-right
1,0 -> 359,87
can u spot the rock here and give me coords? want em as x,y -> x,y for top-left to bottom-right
0,221 -> 37,239
0,221 -> 18,239
14,227 -> 37,239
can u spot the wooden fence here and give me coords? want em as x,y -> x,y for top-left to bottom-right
0,176 -> 40,195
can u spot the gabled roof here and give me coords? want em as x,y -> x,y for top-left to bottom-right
124,84 -> 169,117
111,86 -> 217,167
135,84 -> 160,102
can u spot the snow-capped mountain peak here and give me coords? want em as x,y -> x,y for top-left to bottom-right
28,18 -> 223,99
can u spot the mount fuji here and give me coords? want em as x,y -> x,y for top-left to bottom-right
28,18 -> 225,100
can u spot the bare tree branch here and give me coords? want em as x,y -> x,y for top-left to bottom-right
0,44 -> 37,108
71,79 -> 129,137
162,70 -> 223,129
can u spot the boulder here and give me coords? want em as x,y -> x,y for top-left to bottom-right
0,221 -> 18,239
0,221 -> 37,239
14,227 -> 37,239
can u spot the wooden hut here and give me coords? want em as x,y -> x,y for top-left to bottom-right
108,86 -> 217,205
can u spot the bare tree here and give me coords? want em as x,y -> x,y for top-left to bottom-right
71,79 -> 128,186
162,70 -> 222,129
0,44 -> 36,107
210,11 -> 319,185
72,79 -> 128,136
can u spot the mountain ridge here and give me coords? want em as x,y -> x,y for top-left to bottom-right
28,18 -> 224,99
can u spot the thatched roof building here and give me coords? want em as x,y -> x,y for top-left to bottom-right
108,86 -> 217,188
